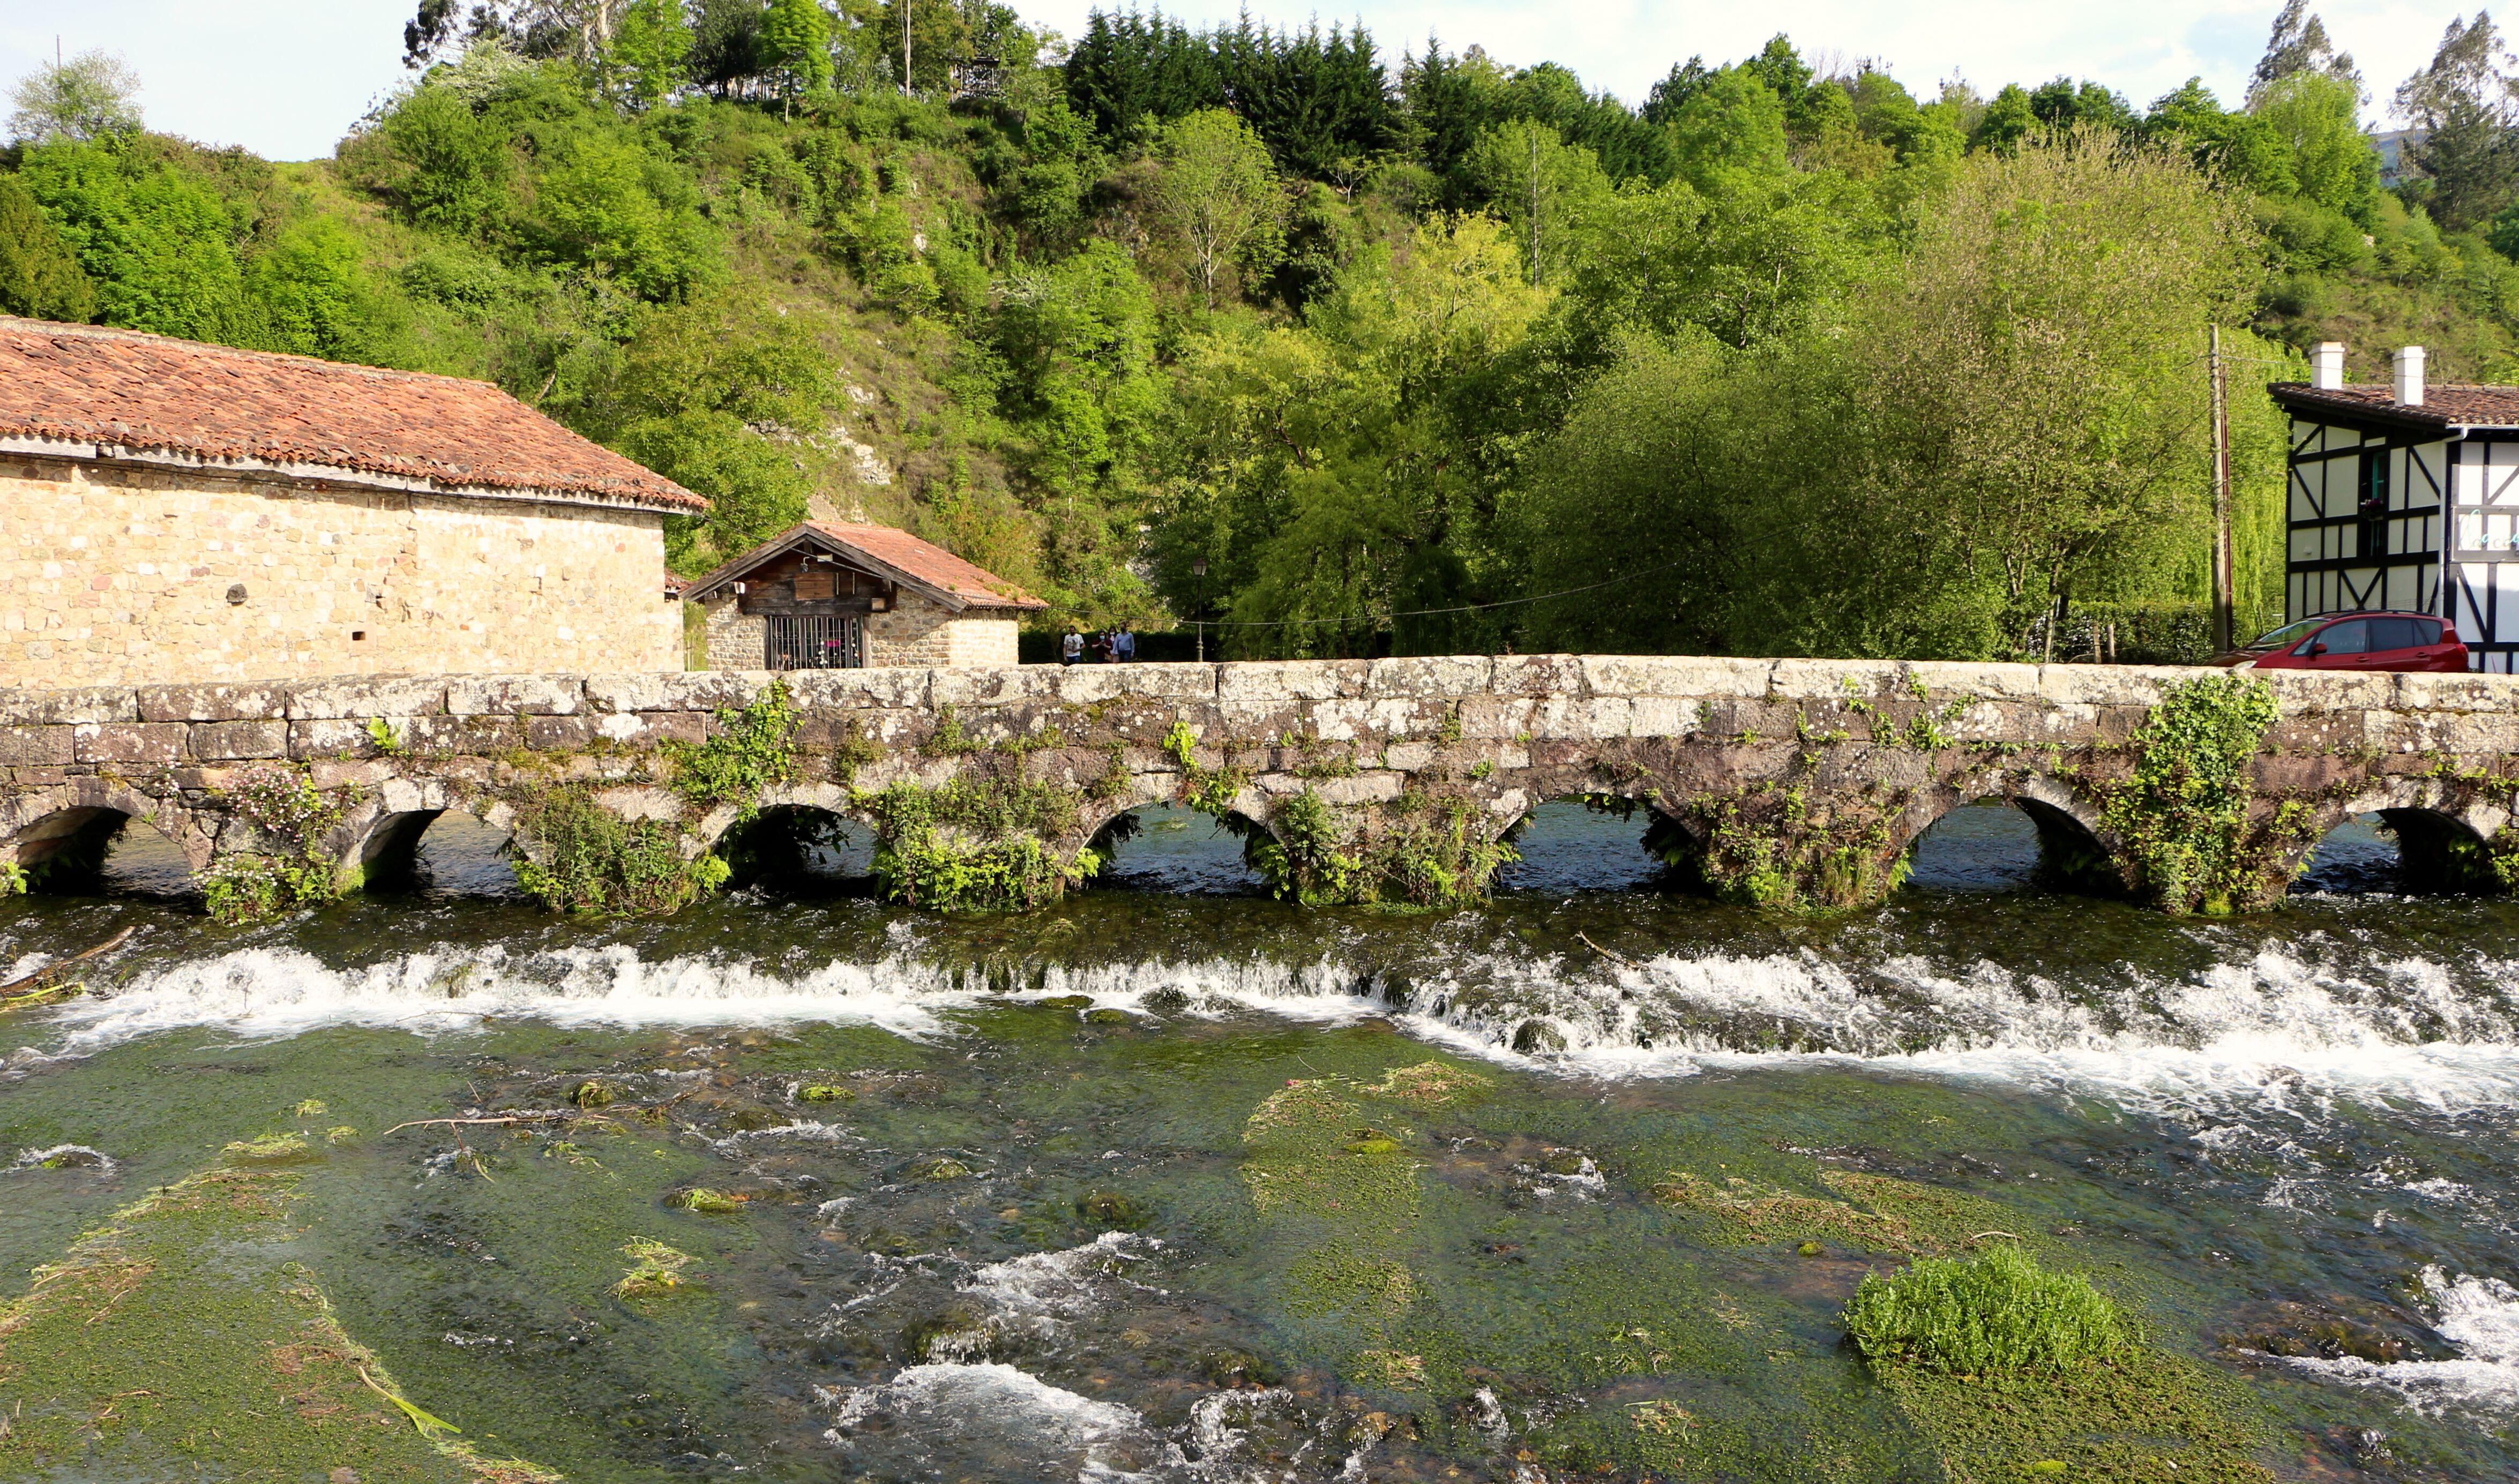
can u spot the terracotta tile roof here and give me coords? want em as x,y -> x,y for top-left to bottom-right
0,316 -> 706,512
2270,381 -> 2519,430
684,521 -> 1046,611
805,521 -> 1046,609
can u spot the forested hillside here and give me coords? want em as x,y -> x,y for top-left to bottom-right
5,0 -> 2517,660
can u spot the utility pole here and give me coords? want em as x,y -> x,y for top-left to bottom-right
903,0 -> 913,96
2210,324 -> 2235,654
1528,130 -> 1542,284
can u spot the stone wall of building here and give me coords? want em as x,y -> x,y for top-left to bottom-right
0,455 -> 681,685
866,593 -> 1019,668
700,596 -> 766,671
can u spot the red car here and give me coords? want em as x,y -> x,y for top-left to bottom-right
2211,611 -> 2470,672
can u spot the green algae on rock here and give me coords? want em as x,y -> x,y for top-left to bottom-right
0,1162 -> 556,1483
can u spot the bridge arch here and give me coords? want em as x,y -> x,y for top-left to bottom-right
714,803 -> 877,893
1082,795 -> 1279,895
1494,790 -> 1700,893
1896,777 -> 2123,897
2,780 -> 211,896
2291,777 -> 2509,895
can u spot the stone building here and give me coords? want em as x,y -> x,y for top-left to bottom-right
0,316 -> 704,685
684,521 -> 1044,669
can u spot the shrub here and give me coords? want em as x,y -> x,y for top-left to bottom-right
1844,1245 -> 2127,1378
509,786 -> 729,916
858,776 -> 1098,911
2098,671 -> 2282,915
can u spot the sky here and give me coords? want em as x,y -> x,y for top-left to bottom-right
0,0 -> 2483,162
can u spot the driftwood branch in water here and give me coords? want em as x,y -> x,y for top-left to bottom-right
0,926 -> 136,995
1575,932 -> 1637,968
0,927 -> 137,1008
379,1111 -> 593,1137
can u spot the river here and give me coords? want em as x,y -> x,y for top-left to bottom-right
2,803 -> 2516,1481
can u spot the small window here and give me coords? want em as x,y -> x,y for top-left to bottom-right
2358,449 -> 2391,558
2311,618 -> 2371,655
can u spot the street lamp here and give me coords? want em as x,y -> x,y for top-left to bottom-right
1191,558 -> 1208,662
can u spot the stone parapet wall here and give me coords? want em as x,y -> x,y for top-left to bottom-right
0,454 -> 682,686
8,654 -> 2519,912
8,652 -> 2519,781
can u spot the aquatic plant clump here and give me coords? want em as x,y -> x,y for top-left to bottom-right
1844,1245 -> 2128,1378
612,1237 -> 699,1298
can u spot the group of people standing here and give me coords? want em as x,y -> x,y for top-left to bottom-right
1059,626 -> 1138,664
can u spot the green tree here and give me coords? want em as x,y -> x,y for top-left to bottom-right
5,50 -> 142,144
1819,130 -> 2262,650
1161,216 -> 1546,654
1558,169 -> 1882,351
2255,71 -> 2380,220
1970,83 -> 2039,153
529,131 -> 722,299
760,0 -> 834,107
572,291 -> 836,567
247,217 -> 399,361
2395,14 -> 2519,231
1668,67 -> 1790,187
2250,0 -> 2362,99
611,0 -> 696,110
369,82 -> 514,235
18,138 -> 252,342
0,173 -> 98,321
1521,131 -> 2264,661
1461,118 -> 1612,284
1147,108 -> 1284,308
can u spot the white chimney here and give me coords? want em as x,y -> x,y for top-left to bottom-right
2311,341 -> 2345,391
2395,345 -> 2427,406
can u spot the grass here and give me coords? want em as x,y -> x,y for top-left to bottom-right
1845,1245 -> 2127,1378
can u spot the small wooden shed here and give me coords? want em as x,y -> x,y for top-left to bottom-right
682,521 -> 1045,670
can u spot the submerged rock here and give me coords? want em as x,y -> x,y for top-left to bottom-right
1077,1191 -> 1150,1229
1511,1020 -> 1566,1054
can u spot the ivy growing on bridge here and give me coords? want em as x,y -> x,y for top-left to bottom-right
857,776 -> 1101,912
2097,672 -> 2297,916
669,681 -> 803,812
509,787 -> 731,916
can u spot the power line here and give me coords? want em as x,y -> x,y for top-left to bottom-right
1186,557 -> 1696,630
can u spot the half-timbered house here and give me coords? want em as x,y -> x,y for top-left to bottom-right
683,522 -> 1045,670
2271,342 -> 2519,671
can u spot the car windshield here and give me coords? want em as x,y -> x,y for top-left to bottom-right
2243,618 -> 2328,650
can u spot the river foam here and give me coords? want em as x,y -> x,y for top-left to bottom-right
2284,1266 -> 2519,1418
27,933 -> 2519,1115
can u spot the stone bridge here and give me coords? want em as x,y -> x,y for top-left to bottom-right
5,655 -> 2518,916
